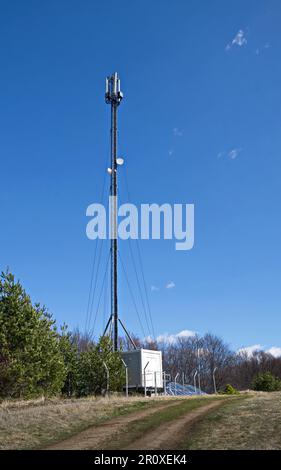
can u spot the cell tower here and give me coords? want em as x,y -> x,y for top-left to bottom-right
103,73 -> 138,352
104,73 -> 123,352
100,75 -> 163,398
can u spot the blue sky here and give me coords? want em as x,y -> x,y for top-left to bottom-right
1,0 -> 281,354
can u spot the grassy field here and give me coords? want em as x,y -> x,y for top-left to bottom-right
1,392 -> 280,450
182,392 -> 281,450
0,395 -> 175,450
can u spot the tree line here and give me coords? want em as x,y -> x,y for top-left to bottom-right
1,270 -> 280,398
124,333 -> 281,393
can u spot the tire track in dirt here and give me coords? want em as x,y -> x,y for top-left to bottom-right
124,400 -> 226,450
44,399 -> 182,450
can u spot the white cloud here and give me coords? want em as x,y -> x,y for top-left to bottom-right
166,281 -> 175,289
145,335 -> 154,343
173,127 -> 183,137
255,43 -> 270,56
228,148 -> 242,160
151,285 -> 159,292
266,347 -> 281,358
177,329 -> 196,339
156,329 -> 196,344
237,344 -> 263,357
237,344 -> 281,358
232,30 -> 247,47
168,149 -> 174,157
226,30 -> 247,51
217,148 -> 242,160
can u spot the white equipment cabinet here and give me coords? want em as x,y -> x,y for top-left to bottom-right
121,348 -> 163,394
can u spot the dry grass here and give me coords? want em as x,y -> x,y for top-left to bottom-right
184,392 -> 281,450
0,395 -> 174,450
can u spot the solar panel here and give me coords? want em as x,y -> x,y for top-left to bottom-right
165,382 -> 206,396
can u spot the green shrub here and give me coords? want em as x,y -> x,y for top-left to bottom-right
251,372 -> 281,392
76,336 -> 125,396
221,384 -> 238,394
0,271 -> 128,399
0,271 -> 66,398
59,325 -> 79,397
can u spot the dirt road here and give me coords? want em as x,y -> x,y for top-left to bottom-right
45,399 -> 182,450
45,398 -> 225,450
124,401 -> 224,450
